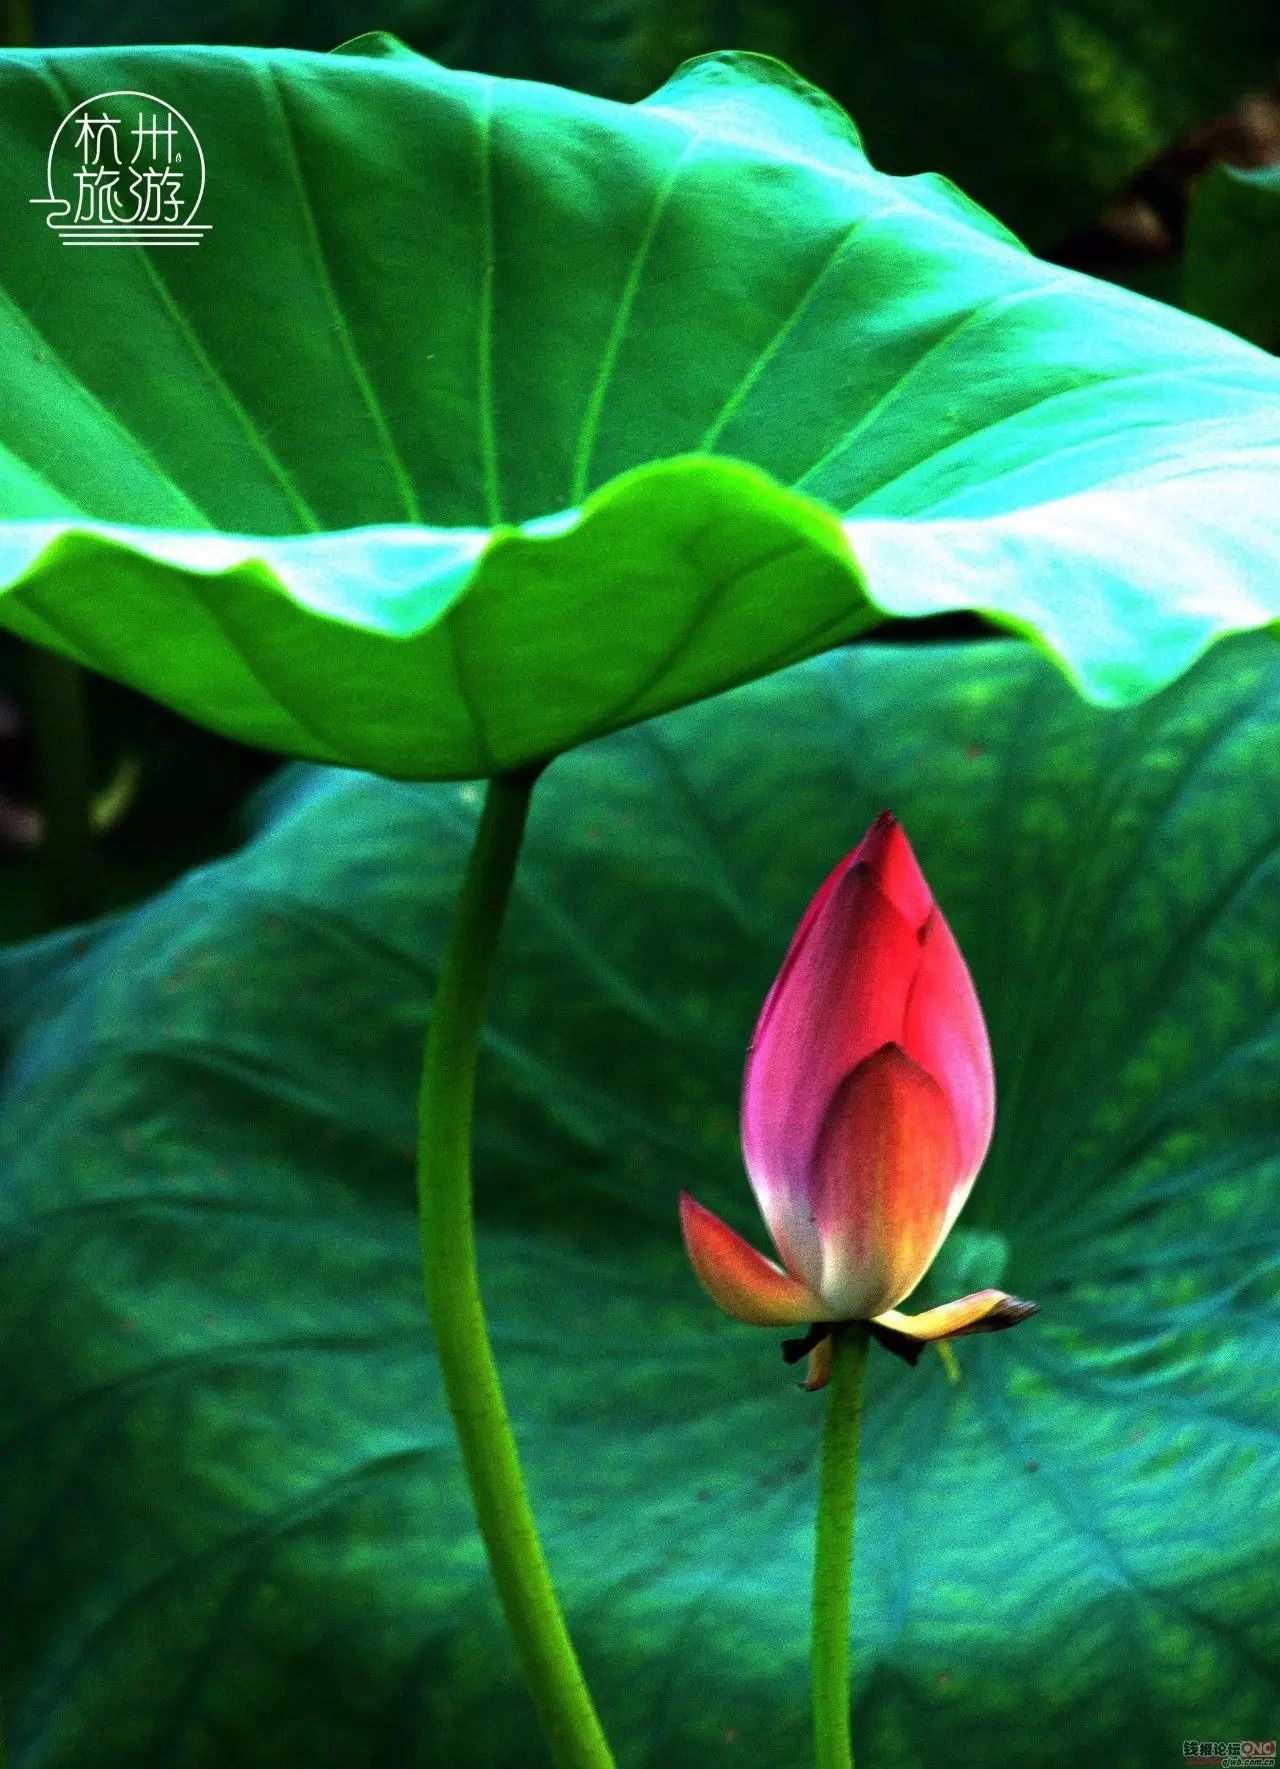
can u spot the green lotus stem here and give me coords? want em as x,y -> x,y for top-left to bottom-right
811,1323 -> 871,1769
415,769 -> 615,1769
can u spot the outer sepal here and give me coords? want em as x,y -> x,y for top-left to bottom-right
678,1192 -> 827,1326
869,1288 -> 1039,1367
800,1336 -> 833,1391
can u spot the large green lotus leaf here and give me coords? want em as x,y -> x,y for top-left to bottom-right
1184,163 -> 1280,353
29,1 -> 1280,248
1,46 -> 1280,778
1,636 -> 1278,1766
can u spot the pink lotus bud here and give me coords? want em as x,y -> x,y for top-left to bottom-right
680,814 -> 1034,1382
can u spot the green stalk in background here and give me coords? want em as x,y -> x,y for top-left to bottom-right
24,646 -> 98,927
415,768 -> 615,1769
811,1323 -> 871,1769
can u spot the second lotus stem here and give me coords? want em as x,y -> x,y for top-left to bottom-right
811,1322 -> 871,1769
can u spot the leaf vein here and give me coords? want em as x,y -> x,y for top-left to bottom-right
262,65 -> 423,525
570,137 -> 699,503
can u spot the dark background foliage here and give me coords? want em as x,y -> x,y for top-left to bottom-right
21,0 -> 1280,249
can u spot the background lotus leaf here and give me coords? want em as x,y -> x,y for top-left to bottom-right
1,635 -> 1276,1765
1185,163 -> 1280,352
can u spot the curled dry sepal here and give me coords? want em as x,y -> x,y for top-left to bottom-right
679,813 -> 1036,1389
